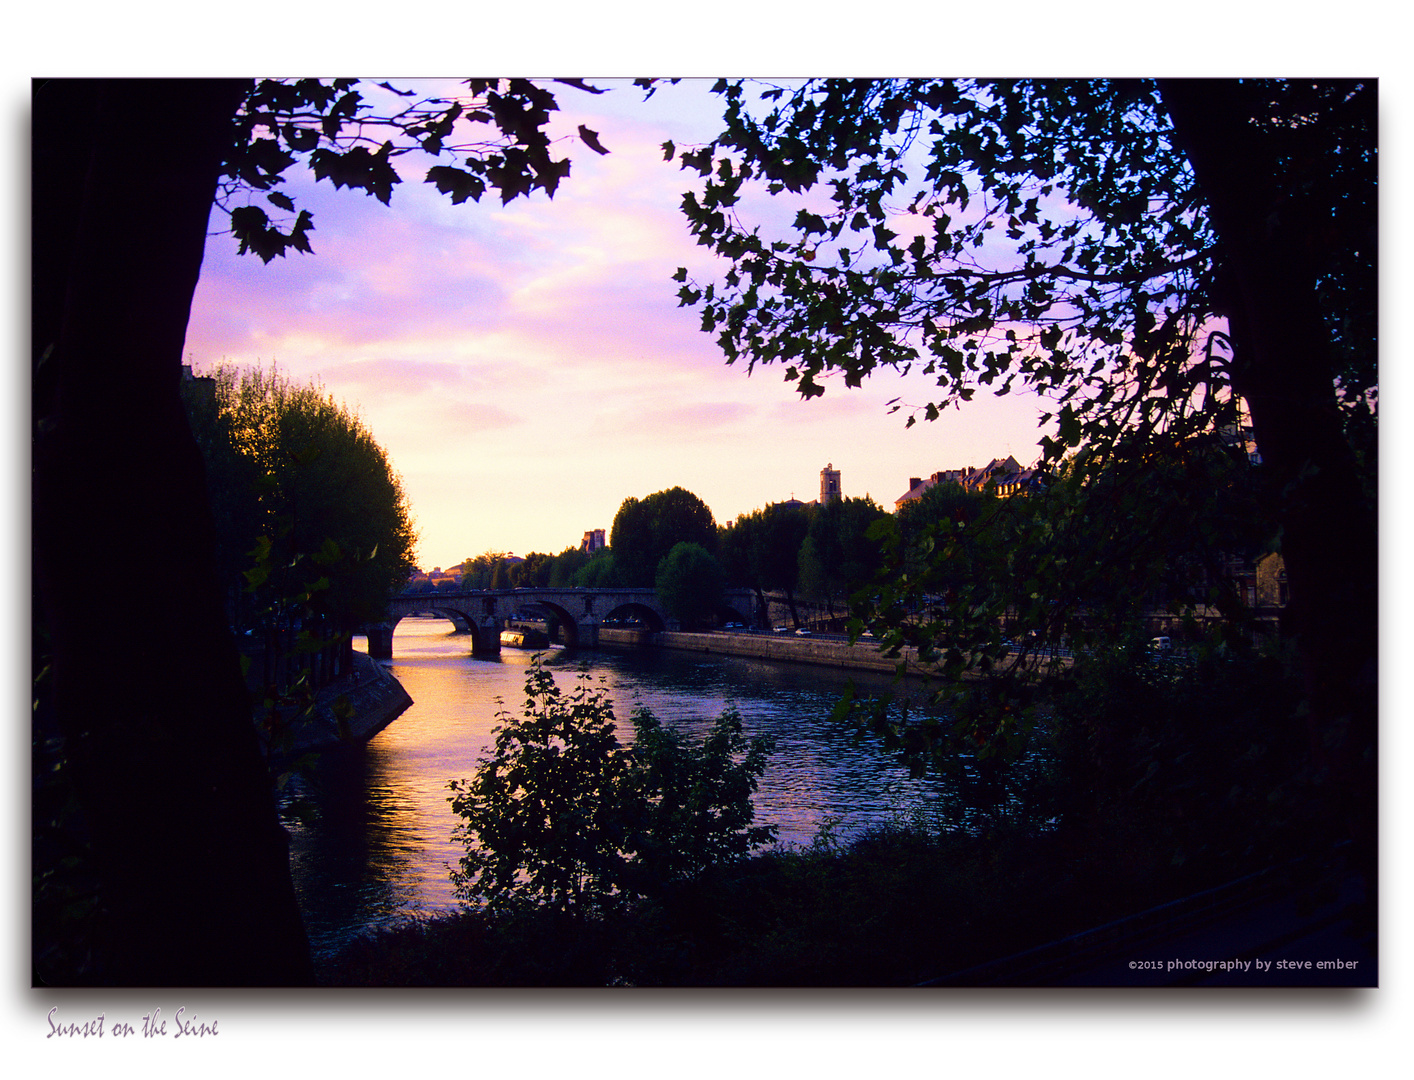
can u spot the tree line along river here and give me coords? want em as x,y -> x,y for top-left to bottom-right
281,615 -> 1027,961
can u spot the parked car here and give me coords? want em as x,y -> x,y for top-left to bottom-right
773,626 -> 792,634
1151,636 -> 1172,651
795,627 -> 812,637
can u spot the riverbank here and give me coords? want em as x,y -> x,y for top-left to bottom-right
605,627 -> 1071,679
317,819 -> 1369,986
258,651 -> 413,757
601,627 -> 918,674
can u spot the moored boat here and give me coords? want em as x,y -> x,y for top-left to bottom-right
500,626 -> 550,649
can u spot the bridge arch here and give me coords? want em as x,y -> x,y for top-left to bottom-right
715,599 -> 752,627
417,602 -> 474,633
516,598 -> 582,649
372,586 -> 758,659
381,603 -> 501,657
601,602 -> 666,633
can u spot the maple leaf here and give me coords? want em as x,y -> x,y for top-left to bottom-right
578,125 -> 610,155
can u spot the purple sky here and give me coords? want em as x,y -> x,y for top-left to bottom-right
183,79 -> 1054,570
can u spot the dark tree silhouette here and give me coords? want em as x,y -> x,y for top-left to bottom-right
670,78 -> 1376,888
610,487 -> 718,587
33,78 -> 312,985
720,501 -> 811,627
655,542 -> 726,628
1157,80 -> 1377,825
32,76 -> 611,984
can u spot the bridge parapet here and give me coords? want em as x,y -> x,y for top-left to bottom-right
370,587 -> 756,659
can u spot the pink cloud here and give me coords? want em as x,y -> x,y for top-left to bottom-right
182,80 -> 1052,568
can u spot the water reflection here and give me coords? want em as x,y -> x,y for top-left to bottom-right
283,616 -> 966,959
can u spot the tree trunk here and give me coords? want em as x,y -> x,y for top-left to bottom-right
1158,80 -> 1377,873
33,78 -> 313,984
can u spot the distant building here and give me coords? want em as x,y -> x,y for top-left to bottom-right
1255,552 -> 1289,609
766,464 -> 844,513
580,529 -> 606,553
178,364 -> 216,413
895,455 -> 1042,509
404,565 -> 462,593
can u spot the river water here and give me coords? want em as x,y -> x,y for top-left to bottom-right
282,616 -> 960,960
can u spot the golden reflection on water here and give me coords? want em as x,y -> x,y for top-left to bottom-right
283,616 -> 960,957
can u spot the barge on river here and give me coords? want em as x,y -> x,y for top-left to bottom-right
500,626 -> 551,649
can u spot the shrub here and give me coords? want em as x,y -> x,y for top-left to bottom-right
448,660 -> 775,918
621,705 -> 776,893
1045,636 -> 1308,866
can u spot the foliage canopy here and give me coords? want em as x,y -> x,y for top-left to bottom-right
655,541 -> 726,628
719,501 -> 812,625
217,78 -> 614,262
457,551 -> 518,590
670,79 -> 1377,879
187,365 -> 417,629
796,496 -> 889,615
449,662 -> 775,916
669,78 -> 1373,459
669,79 -> 1374,649
610,486 -> 718,588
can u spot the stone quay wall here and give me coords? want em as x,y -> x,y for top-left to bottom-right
259,651 -> 413,757
600,627 -> 916,675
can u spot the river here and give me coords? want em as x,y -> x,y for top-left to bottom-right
282,615 -> 962,961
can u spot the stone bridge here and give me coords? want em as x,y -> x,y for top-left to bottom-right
366,586 -> 758,658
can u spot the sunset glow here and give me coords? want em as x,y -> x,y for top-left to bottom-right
184,79 -> 1053,570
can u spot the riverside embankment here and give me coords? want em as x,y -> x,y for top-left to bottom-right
600,627 -> 1074,678
258,651 -> 413,756
600,627 -> 919,674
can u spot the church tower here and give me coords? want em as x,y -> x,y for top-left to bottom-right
819,463 -> 841,505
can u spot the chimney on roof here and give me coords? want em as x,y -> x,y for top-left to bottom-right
909,477 -> 921,490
